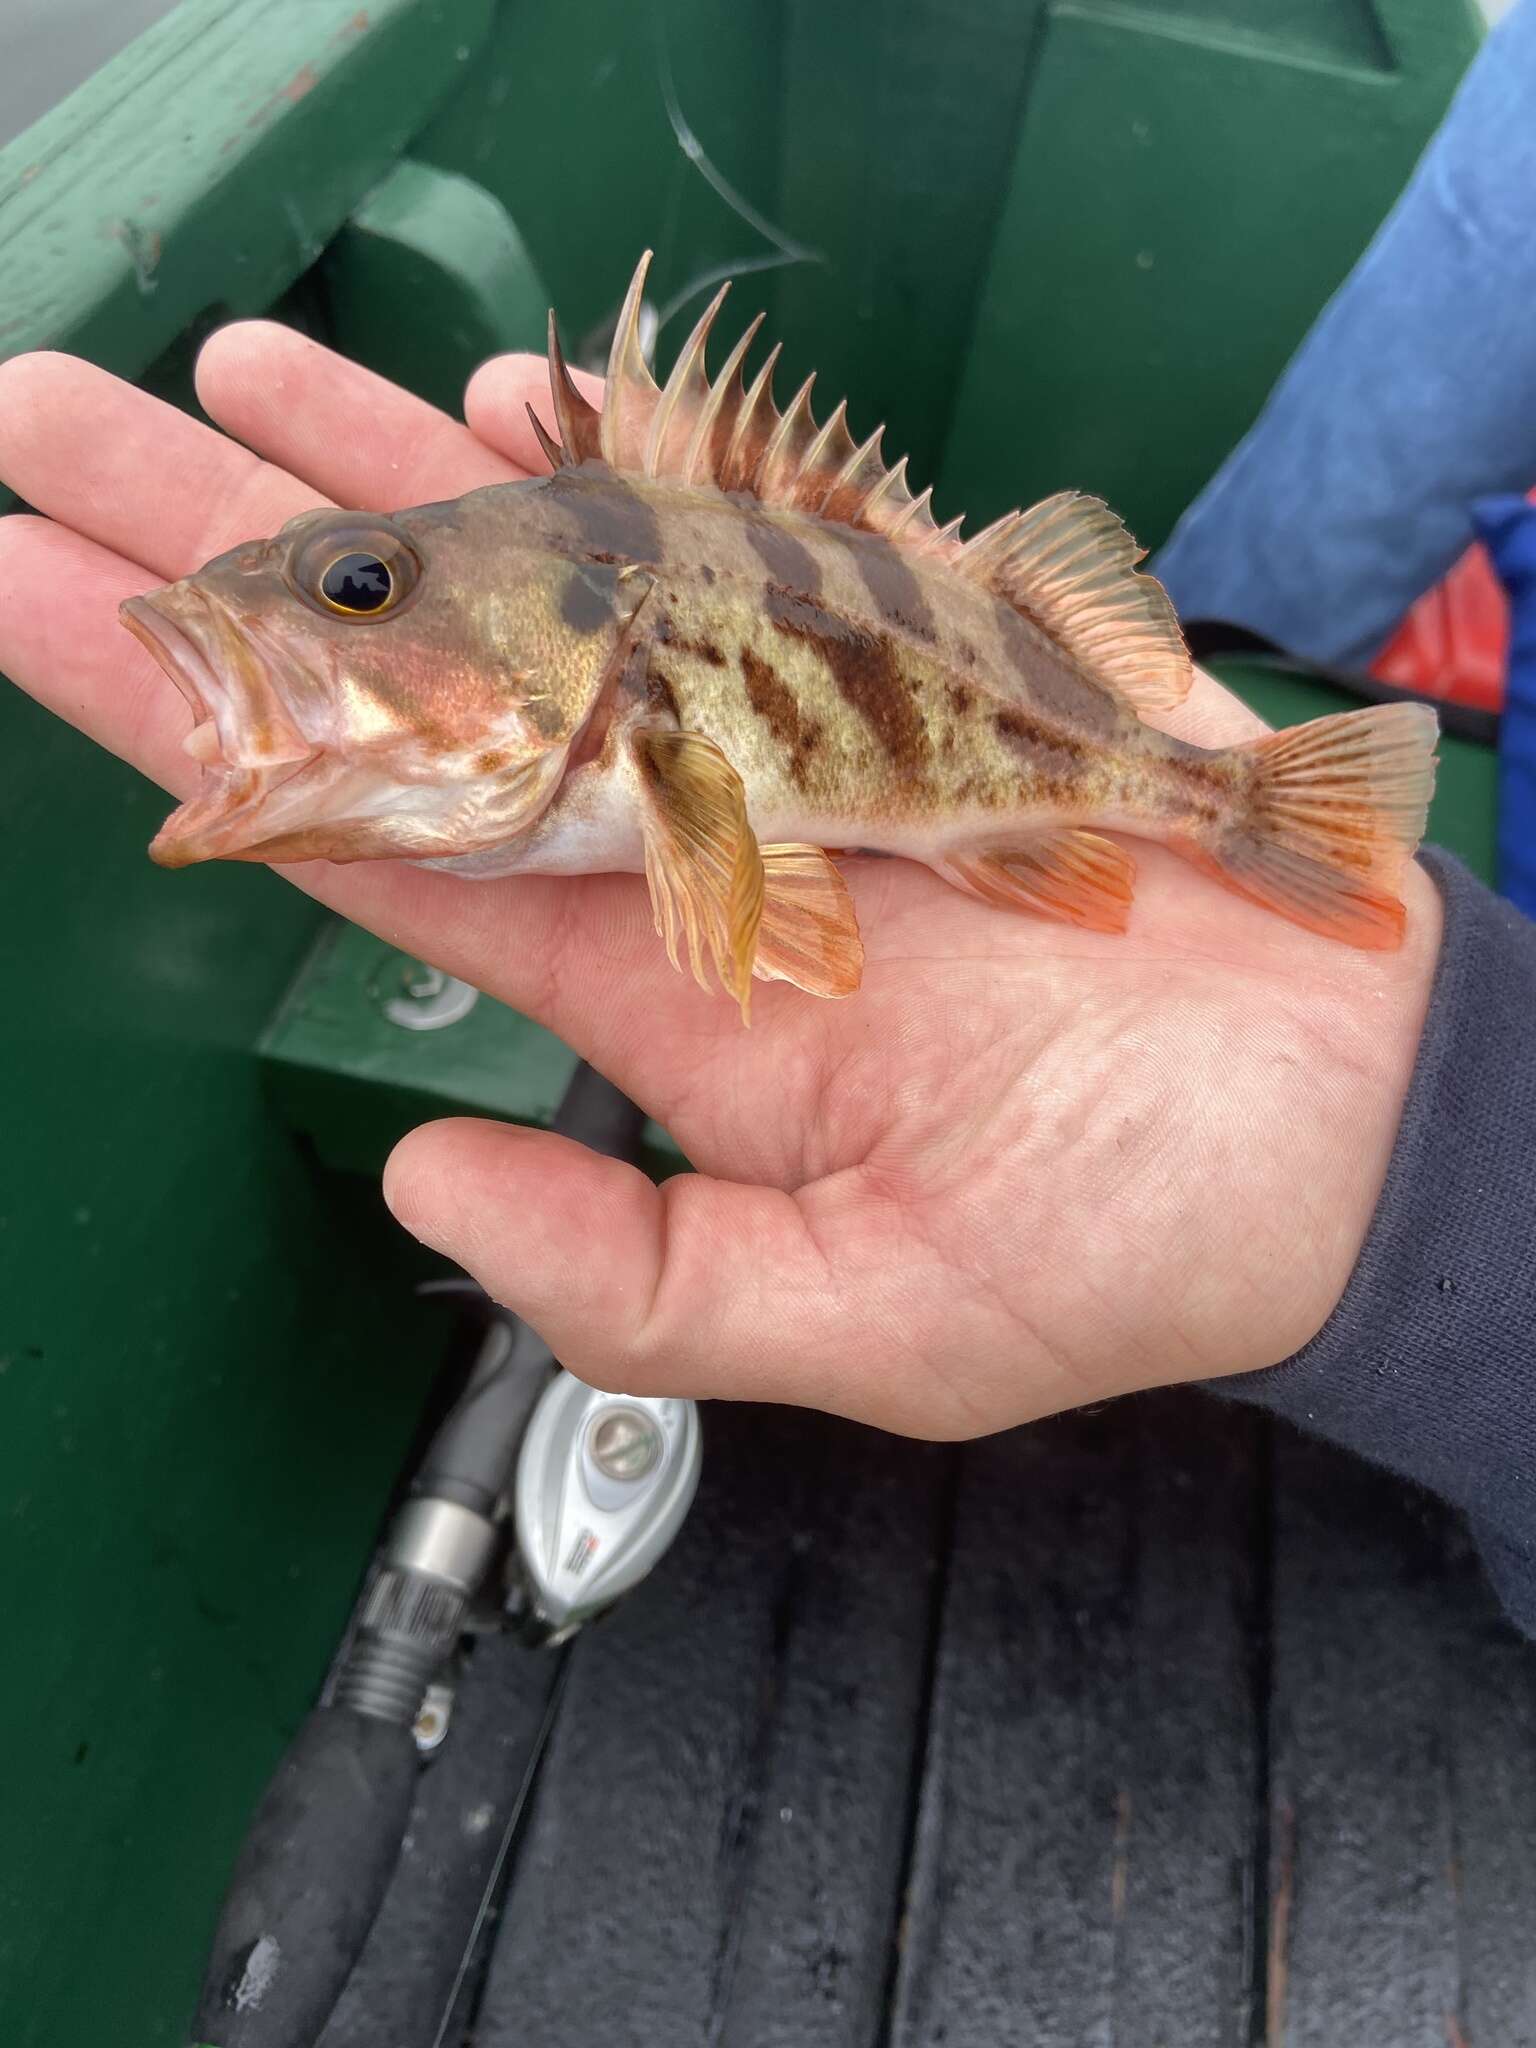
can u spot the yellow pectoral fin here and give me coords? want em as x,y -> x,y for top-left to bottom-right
635,729 -> 765,1020
753,845 -> 864,997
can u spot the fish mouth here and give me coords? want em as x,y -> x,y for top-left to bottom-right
121,588 -> 318,867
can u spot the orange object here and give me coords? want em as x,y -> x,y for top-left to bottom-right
1370,488 -> 1536,713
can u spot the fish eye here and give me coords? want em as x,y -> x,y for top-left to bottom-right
321,552 -> 394,614
290,518 -> 421,621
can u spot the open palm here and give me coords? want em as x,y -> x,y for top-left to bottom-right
0,328 -> 1440,1438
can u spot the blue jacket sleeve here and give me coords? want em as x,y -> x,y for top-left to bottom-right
1212,848 -> 1536,1632
1151,0 -> 1536,670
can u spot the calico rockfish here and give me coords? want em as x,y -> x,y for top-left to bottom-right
122,252 -> 1438,1019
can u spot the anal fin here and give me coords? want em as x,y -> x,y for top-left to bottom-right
939,829 -> 1136,934
753,845 -> 864,997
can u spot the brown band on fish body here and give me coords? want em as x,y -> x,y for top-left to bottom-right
766,585 -> 929,776
992,595 -> 1120,736
1161,744 -> 1233,793
841,529 -> 939,644
945,681 -> 974,717
646,664 -> 682,725
744,511 -> 823,599
677,637 -> 728,667
1157,740 -> 1240,827
551,470 -> 665,569
992,706 -> 1089,802
740,645 -> 823,789
653,613 -> 728,667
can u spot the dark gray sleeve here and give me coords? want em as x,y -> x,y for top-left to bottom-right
1211,848 -> 1536,1632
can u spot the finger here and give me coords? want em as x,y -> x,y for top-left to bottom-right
0,516 -> 190,771
0,352 -> 327,580
195,319 -> 525,508
464,351 -> 605,474
383,1118 -> 950,1426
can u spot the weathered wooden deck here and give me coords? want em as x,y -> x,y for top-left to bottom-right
320,1393 -> 1536,2048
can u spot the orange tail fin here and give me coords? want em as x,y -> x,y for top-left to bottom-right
1184,702 -> 1438,950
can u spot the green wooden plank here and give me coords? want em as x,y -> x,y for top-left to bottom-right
0,692 -> 444,2045
940,0 -> 1481,548
0,0 -> 495,376
322,157 -> 552,415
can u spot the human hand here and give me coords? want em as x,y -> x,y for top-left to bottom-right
0,329 -> 1441,1439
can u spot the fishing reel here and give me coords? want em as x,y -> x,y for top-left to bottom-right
507,1371 -> 702,1647
189,1065 -> 701,2048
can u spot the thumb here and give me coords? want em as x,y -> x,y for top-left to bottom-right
382,1117 -> 851,1412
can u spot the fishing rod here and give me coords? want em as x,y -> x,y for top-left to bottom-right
188,1063 -> 702,2048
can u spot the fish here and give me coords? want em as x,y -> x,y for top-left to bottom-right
122,251 -> 1438,1021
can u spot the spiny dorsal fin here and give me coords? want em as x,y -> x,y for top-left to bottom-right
538,251 -> 946,550
537,254 -> 1193,718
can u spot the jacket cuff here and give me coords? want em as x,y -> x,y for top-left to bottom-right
1212,849 -> 1536,1631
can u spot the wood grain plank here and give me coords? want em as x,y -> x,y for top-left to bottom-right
1266,1423 -> 1536,2048
889,1391 -> 1264,2048
0,0 -> 495,379
474,1402 -> 952,2048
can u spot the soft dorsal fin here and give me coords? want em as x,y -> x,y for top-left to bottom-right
535,253 -> 1193,717
953,494 -> 1193,714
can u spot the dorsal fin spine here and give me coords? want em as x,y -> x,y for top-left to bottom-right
791,400 -> 848,515
525,401 -> 566,471
601,251 -> 660,471
857,454 -> 909,528
545,309 -> 600,464
886,484 -> 934,542
758,374 -> 818,500
721,342 -> 782,492
680,312 -> 762,485
644,283 -> 728,480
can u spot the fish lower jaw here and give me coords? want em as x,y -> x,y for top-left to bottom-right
148,753 -> 327,867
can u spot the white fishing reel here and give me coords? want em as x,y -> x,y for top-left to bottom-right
509,1372 -> 702,1644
